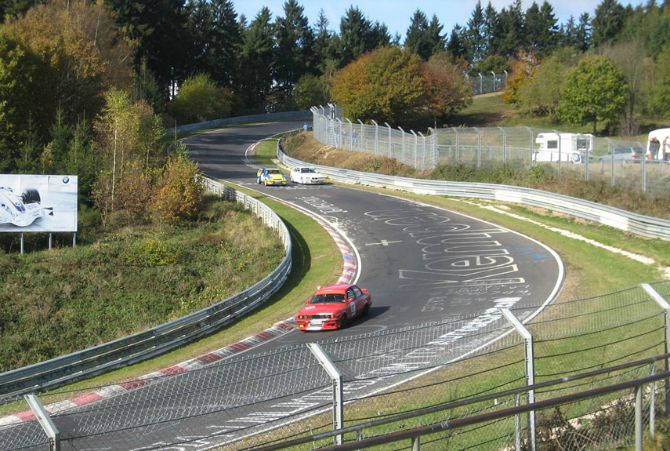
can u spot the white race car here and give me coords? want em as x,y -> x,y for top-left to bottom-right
290,166 -> 327,185
0,187 -> 53,227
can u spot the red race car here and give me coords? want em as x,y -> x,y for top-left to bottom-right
296,283 -> 372,331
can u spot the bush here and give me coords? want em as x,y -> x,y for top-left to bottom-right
167,73 -> 234,124
150,145 -> 205,224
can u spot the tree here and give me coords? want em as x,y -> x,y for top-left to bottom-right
93,88 -> 166,220
330,47 -> 426,125
556,56 -> 628,134
447,25 -> 468,59
106,0 -> 189,98
273,0 -> 314,90
404,9 -> 432,60
517,47 -> 580,117
502,50 -> 540,104
496,0 -> 524,57
482,2 -> 499,56
238,7 -> 274,111
466,0 -> 486,62
313,9 -> 337,73
423,53 -> 472,124
592,0 -> 626,48
0,30 -> 40,171
427,15 -> 446,56
151,145 -> 204,224
338,6 -> 378,66
292,74 -> 329,110
648,42 -> 670,116
602,39 -> 653,134
6,0 -> 132,130
167,73 -> 233,124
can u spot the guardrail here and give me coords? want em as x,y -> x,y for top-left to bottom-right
175,111 -> 311,134
0,178 -> 292,402
278,146 -> 670,241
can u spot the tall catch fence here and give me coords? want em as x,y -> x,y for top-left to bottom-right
312,106 -> 670,198
1,281 -> 669,450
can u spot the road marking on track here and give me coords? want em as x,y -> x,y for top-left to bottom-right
365,239 -> 402,246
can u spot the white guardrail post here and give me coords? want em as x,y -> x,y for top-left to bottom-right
500,308 -> 536,451
642,283 -> 670,414
25,394 -> 60,450
306,343 -> 344,445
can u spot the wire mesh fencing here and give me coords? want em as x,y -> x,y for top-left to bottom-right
0,282 -> 669,450
312,107 -> 670,198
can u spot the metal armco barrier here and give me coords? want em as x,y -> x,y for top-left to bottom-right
278,148 -> 670,241
0,178 -> 292,402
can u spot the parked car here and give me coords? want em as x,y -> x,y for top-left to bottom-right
598,145 -> 645,162
296,283 -> 372,331
256,167 -> 287,186
290,166 -> 327,185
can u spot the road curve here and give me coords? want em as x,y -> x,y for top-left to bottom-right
0,121 -> 563,450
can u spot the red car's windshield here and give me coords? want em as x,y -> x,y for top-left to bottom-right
310,293 -> 346,304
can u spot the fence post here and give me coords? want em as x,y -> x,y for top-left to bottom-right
498,126 -> 507,163
635,384 -> 643,451
452,127 -> 461,163
526,126 -> 534,168
358,119 -> 364,151
372,120 -> 379,155
504,69 -> 508,88
490,71 -> 496,92
419,132 -> 426,170
474,127 -> 482,169
411,435 -> 420,450
411,130 -> 418,169
478,73 -> 483,94
641,140 -> 648,193
553,129 -> 562,175
307,343 -> 344,445
515,393 -> 522,451
642,283 -> 670,414
607,138 -> 615,187
385,122 -> 392,158
399,127 -> 407,165
346,118 -> 353,150
651,361 -> 657,437
428,127 -> 437,169
335,118 -> 342,149
25,394 -> 60,451
501,308 -> 536,451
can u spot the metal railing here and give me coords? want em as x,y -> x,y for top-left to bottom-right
278,146 -> 670,241
0,178 -> 292,402
311,106 -> 670,197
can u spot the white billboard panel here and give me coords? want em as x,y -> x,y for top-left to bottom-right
0,174 -> 78,232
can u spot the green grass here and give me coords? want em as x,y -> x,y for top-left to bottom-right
0,198 -> 285,372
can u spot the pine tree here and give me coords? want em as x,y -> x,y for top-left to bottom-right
466,0 -> 486,62
273,0 -> 314,90
592,0 -> 626,47
404,9 -> 432,59
238,7 -> 274,111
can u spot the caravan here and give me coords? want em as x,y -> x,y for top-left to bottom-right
533,132 -> 594,163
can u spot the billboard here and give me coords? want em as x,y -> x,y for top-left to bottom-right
0,174 -> 78,232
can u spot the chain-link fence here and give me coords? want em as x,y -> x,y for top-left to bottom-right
312,106 -> 670,198
469,71 -> 508,95
0,281 -> 668,449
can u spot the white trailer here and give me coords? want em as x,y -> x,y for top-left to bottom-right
533,132 -> 594,163
646,128 -> 670,161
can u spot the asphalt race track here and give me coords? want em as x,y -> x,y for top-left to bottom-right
0,121 -> 563,450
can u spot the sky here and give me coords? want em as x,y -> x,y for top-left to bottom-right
233,0 -> 647,39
